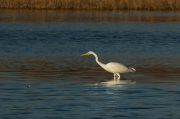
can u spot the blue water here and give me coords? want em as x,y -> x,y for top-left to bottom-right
0,10 -> 180,118
1,76 -> 180,118
0,22 -> 180,56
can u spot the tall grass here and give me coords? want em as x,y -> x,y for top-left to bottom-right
0,0 -> 180,10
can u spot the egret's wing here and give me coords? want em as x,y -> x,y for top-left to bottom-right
107,62 -> 129,73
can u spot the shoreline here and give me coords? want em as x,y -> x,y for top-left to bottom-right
0,9 -> 180,22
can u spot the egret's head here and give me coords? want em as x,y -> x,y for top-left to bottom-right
81,51 -> 94,56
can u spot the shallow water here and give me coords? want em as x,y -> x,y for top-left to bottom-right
0,9 -> 180,118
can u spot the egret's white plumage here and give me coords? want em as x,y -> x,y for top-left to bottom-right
81,51 -> 136,79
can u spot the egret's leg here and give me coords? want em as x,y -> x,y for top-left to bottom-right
116,73 -> 121,79
117,76 -> 120,81
114,73 -> 116,80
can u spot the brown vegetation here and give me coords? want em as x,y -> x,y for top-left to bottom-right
0,0 -> 180,10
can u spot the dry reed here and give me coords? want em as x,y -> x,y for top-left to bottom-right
0,0 -> 180,10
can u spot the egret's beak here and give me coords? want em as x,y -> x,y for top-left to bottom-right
81,53 -> 89,56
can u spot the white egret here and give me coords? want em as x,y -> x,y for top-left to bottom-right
81,51 -> 136,79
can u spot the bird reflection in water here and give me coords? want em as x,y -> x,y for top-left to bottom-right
101,77 -> 136,85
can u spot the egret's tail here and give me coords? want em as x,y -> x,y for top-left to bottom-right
129,67 -> 136,72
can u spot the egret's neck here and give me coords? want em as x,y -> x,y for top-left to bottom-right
93,53 -> 106,68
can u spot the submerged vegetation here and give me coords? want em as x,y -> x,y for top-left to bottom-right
0,0 -> 180,10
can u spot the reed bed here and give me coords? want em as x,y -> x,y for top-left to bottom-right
0,0 -> 180,10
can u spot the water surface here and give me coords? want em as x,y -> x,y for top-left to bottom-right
0,9 -> 180,118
